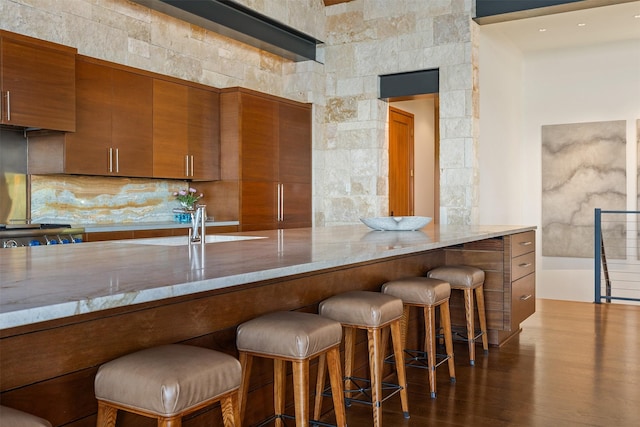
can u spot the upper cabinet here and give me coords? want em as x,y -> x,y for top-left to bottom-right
220,88 -> 311,231
0,30 -> 76,132
153,79 -> 220,181
64,57 -> 153,177
27,53 -> 220,181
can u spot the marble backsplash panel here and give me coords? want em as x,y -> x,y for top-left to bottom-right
31,175 -> 198,224
541,120 -> 626,258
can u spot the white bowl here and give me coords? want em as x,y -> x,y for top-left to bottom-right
360,216 -> 432,231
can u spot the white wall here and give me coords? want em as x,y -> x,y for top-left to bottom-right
480,30 -> 640,302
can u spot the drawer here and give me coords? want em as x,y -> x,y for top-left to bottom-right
511,273 -> 535,329
511,231 -> 535,258
511,251 -> 535,281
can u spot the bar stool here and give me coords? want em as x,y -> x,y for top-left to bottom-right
236,311 -> 346,427
94,344 -> 241,427
315,291 -> 409,427
427,265 -> 488,365
381,277 -> 455,398
0,405 -> 52,426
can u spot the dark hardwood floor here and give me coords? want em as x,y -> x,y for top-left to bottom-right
309,299 -> 640,427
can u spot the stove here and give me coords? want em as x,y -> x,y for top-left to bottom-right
0,223 -> 85,248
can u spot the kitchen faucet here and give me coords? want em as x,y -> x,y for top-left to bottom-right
189,205 -> 206,244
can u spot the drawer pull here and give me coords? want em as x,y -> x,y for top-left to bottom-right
519,241 -> 532,246
520,294 -> 533,301
518,262 -> 533,268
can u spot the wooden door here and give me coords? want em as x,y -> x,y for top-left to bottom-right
64,59 -> 112,175
0,32 -> 75,131
240,93 -> 278,182
188,87 -> 220,181
388,107 -> 414,217
153,79 -> 189,178
111,68 -> 153,177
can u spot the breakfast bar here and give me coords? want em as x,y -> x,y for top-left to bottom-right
0,224 -> 536,426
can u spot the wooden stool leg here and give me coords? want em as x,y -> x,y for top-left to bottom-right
424,305 -> 437,398
390,319 -> 410,417
313,353 -> 327,420
96,401 -> 118,427
344,326 -> 356,398
440,300 -> 456,381
463,288 -> 476,365
475,285 -> 489,352
401,305 -> 410,349
238,352 -> 253,423
159,417 -> 181,427
274,359 -> 287,427
221,391 -> 241,427
368,327 -> 383,427
326,347 -> 347,427
292,359 -> 310,427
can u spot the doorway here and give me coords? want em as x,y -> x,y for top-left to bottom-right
388,107 -> 414,216
389,94 -> 439,222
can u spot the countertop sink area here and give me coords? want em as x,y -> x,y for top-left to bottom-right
114,234 -> 266,246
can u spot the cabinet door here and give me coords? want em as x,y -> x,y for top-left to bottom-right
188,87 -> 220,181
240,93 -> 278,182
64,60 -> 112,175
279,102 -> 311,184
241,181 -> 278,231
0,34 -> 75,131
153,79 -> 189,178
112,68 -> 153,177
281,182 -> 312,228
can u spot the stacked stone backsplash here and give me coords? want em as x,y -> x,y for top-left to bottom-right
30,175 -> 206,225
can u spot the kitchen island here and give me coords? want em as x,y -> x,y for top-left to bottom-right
0,224 -> 535,426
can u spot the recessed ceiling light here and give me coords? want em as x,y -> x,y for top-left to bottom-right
577,23 -> 586,27
539,28 -> 547,32
634,14 -> 640,18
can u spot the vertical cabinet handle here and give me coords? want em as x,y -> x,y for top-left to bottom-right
185,155 -> 189,177
190,155 -> 194,177
115,148 -> 119,173
5,91 -> 10,121
280,184 -> 284,221
277,184 -> 281,222
108,148 -> 113,173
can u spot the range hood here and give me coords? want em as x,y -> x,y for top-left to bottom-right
132,0 -> 322,62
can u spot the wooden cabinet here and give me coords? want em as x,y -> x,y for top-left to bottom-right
27,57 -> 153,177
444,230 -> 536,346
0,30 -> 76,131
27,55 -> 220,180
153,79 -> 220,181
64,57 -> 153,176
220,88 -> 311,231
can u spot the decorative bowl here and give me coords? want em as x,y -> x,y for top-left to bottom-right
360,216 -> 432,231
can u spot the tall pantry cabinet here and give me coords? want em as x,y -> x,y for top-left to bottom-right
219,88 -> 312,231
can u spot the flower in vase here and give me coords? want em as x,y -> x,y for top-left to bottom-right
173,187 -> 203,210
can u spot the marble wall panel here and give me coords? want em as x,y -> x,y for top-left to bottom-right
541,120 -> 626,258
30,175 -> 205,225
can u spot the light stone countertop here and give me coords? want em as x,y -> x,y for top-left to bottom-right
0,224 -> 535,330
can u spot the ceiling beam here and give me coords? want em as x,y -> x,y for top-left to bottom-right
132,0 -> 322,62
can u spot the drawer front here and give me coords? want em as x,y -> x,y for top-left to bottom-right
511,273 -> 535,328
511,231 -> 535,258
511,251 -> 535,281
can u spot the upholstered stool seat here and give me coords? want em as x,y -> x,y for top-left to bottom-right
94,344 -> 241,427
0,405 -> 52,427
236,311 -> 346,427
427,265 -> 489,365
381,277 -> 455,398
315,291 -> 409,427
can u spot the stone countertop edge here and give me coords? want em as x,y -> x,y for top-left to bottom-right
78,221 -> 239,233
0,224 -> 536,330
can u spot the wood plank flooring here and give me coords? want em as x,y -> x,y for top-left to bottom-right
311,299 -> 640,427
